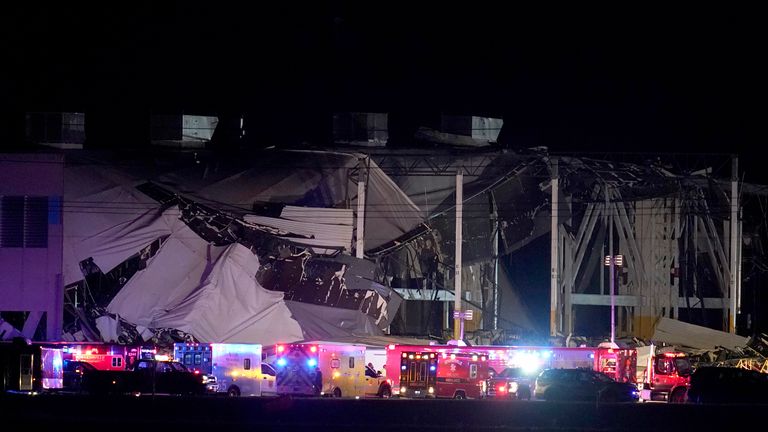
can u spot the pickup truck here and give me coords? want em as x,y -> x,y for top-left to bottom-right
81,359 -> 207,396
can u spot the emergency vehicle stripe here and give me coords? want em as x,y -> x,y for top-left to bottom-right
276,347 -> 316,395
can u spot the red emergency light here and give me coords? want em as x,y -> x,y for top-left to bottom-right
388,344 -> 395,350
663,352 -> 686,358
497,385 -> 507,393
310,346 -> 318,353
277,345 -> 285,353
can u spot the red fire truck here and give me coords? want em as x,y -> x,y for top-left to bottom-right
636,345 -> 691,403
397,348 -> 489,399
386,344 -> 636,395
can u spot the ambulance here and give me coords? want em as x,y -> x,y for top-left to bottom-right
274,342 -> 391,398
397,348 -> 489,399
174,342 -> 265,396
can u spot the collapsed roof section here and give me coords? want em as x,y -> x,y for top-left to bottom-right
58,147 -> 755,344
62,150 -> 417,345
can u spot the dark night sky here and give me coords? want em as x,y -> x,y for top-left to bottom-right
1,3 -> 766,338
1,3 -> 764,181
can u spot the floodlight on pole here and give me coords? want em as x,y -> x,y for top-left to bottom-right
453,310 -> 473,340
604,254 -> 623,344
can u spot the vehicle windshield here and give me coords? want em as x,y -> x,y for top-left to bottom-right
262,364 -> 276,376
498,368 -> 524,378
675,358 -> 692,376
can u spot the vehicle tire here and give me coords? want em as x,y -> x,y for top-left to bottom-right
379,385 -> 392,398
333,387 -> 342,398
670,388 -> 687,404
454,391 -> 466,400
227,386 -> 241,397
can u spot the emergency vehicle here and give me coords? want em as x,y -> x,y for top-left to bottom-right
173,342 -> 213,374
398,349 -> 489,399
386,344 -> 637,397
61,343 -> 129,371
636,344 -> 691,403
174,342 -> 271,396
47,342 -> 158,371
0,338 -> 63,393
274,342 -> 390,398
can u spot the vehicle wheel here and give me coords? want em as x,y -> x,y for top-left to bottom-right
379,385 -> 392,398
670,388 -> 687,404
453,391 -> 466,400
333,387 -> 342,398
227,386 -> 241,397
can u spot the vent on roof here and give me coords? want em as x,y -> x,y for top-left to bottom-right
0,196 -> 49,248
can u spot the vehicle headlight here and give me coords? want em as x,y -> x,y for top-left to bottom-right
509,382 -> 519,393
428,387 -> 434,394
202,375 -> 216,384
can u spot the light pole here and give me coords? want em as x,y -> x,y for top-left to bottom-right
604,254 -> 623,344
453,310 -> 474,341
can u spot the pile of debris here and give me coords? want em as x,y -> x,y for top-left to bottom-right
686,334 -> 768,373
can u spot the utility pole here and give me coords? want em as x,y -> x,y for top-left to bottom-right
608,185 -> 615,345
355,158 -> 367,259
454,170 -> 463,341
550,158 -> 559,336
729,155 -> 739,333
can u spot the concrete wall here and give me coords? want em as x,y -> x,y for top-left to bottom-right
0,153 -> 64,340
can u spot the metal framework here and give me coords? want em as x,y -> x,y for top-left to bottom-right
550,157 -> 741,338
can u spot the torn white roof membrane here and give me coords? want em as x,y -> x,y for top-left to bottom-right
123,241 -> 305,345
63,165 -> 177,284
107,222 -> 227,327
153,150 -> 424,250
244,212 -> 353,254
652,317 -> 750,351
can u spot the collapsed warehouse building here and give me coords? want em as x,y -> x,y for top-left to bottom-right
1,146 -> 767,348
